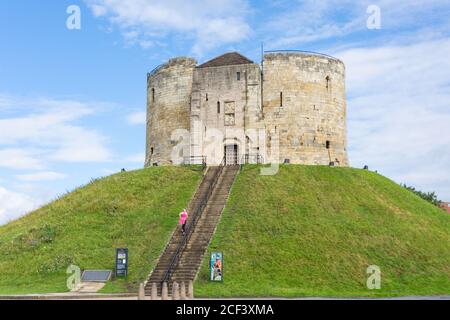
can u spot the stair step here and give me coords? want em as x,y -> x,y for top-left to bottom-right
146,164 -> 238,286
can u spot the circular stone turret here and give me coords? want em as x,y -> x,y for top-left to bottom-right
262,51 -> 348,166
145,57 -> 197,166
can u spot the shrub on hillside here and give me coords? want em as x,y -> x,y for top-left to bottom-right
401,184 -> 442,207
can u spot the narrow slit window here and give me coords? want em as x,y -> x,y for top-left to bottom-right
152,88 -> 155,102
237,72 -> 241,81
326,76 -> 331,91
326,141 -> 331,149
206,93 -> 208,101
150,147 -> 154,155
217,101 -> 220,114
280,92 -> 283,107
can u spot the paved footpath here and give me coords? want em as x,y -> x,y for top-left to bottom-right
0,293 -> 136,300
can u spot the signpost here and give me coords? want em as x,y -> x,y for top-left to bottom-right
210,252 -> 223,282
115,248 -> 128,277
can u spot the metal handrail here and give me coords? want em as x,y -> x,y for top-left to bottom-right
241,154 -> 264,164
264,49 -> 341,61
183,156 -> 207,168
161,156 -> 226,285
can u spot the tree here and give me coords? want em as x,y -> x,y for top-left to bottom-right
401,184 -> 442,207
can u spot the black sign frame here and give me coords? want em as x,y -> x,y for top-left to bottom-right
115,248 -> 128,277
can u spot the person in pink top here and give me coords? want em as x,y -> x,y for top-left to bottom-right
179,209 -> 188,235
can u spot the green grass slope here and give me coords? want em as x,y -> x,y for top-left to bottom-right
195,165 -> 450,298
0,167 -> 202,295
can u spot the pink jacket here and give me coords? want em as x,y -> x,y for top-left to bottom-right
179,210 -> 188,225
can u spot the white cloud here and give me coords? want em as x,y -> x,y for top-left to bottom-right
0,95 -> 112,166
90,3 -> 108,17
84,0 -> 251,55
48,126 -> 111,163
124,152 -> 145,164
101,168 -> 118,175
264,1 -> 359,48
0,186 -> 40,225
16,171 -> 67,182
0,95 -> 115,224
264,0 -> 450,49
0,93 -> 18,111
126,111 -> 146,125
336,37 -> 450,199
0,94 -> 117,224
0,149 -> 44,170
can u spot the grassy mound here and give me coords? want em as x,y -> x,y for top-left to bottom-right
195,165 -> 450,298
0,167 -> 202,295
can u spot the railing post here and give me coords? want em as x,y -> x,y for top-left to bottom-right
138,283 -> 145,300
151,282 -> 158,300
188,280 -> 194,300
161,282 -> 169,300
180,282 -> 187,300
172,282 -> 180,300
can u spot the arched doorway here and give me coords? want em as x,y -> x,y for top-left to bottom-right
224,144 -> 238,165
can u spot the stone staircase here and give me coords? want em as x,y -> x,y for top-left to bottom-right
145,164 -> 239,295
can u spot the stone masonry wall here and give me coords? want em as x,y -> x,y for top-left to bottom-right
145,57 -> 197,166
190,63 -> 263,165
263,52 -> 349,166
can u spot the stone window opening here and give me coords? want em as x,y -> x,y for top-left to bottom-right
326,76 -> 331,91
237,72 -> 241,81
217,101 -> 220,114
326,140 -> 331,149
206,93 -> 208,101
152,88 -> 155,102
280,92 -> 283,107
150,147 -> 154,155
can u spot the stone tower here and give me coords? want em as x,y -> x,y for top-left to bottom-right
145,51 -> 349,167
145,57 -> 197,166
263,52 -> 348,166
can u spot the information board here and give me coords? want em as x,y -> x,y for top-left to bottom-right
115,248 -> 128,277
210,252 -> 223,282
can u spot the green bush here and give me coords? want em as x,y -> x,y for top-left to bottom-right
401,184 -> 442,207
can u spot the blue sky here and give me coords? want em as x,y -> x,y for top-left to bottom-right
1,0 -> 450,224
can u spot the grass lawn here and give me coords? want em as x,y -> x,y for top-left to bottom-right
0,166 -> 202,295
195,165 -> 450,298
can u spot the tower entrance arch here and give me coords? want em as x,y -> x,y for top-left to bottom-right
224,144 -> 239,165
